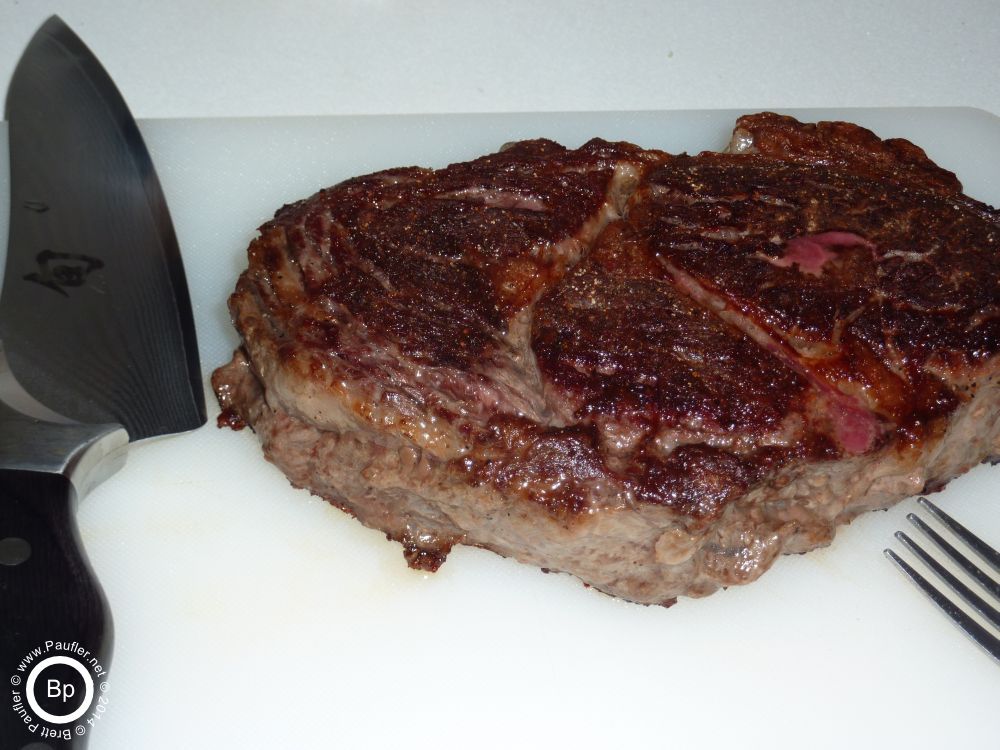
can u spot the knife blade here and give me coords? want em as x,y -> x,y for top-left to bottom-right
0,16 -> 205,748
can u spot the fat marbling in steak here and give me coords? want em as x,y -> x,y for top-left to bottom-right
212,113 -> 1000,605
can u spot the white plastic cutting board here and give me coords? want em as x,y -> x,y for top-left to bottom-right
1,109 -> 998,749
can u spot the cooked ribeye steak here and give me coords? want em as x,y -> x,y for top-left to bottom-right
213,113 -> 1000,605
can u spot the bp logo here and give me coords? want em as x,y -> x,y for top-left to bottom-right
9,641 -> 110,742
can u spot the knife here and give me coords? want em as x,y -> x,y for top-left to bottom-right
0,16 -> 205,749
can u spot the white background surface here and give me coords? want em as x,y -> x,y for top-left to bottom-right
1,1 -> 999,119
1,4 -> 999,750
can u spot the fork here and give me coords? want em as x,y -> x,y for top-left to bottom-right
884,496 -> 1000,663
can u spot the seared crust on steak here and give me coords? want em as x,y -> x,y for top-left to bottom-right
213,114 -> 1000,605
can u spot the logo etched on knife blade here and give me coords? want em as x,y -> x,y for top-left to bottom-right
22,200 -> 50,213
23,250 -> 104,297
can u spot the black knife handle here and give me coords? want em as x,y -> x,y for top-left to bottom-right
0,469 -> 112,750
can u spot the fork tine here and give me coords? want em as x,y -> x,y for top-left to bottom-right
894,531 -> 1000,629
906,513 -> 1000,599
917,496 -> 1000,574
884,548 -> 1000,663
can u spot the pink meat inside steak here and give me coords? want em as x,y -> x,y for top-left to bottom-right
770,231 -> 875,276
213,113 -> 1000,605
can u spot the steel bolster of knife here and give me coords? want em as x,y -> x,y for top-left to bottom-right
0,16 -> 205,747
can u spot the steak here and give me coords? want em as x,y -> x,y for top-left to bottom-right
212,113 -> 1000,605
